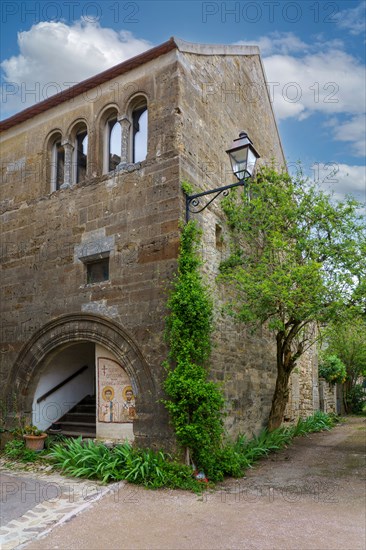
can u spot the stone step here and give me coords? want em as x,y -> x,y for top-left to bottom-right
80,395 -> 96,404
56,421 -> 96,429
49,394 -> 97,439
61,412 -> 95,423
72,404 -> 95,412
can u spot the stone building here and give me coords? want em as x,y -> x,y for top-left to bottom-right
0,38 -> 319,447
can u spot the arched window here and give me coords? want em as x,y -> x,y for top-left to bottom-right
107,117 -> 121,171
132,102 -> 147,163
74,128 -> 88,183
101,98 -> 147,172
49,133 -> 64,192
101,108 -> 121,174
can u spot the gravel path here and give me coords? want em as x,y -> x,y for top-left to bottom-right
3,416 -> 365,550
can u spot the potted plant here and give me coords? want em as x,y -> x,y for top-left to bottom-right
23,425 -> 47,451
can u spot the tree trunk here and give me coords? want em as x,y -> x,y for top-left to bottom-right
185,447 -> 190,466
268,364 -> 291,431
342,379 -> 352,413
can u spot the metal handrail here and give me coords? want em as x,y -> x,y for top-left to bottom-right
36,365 -> 88,403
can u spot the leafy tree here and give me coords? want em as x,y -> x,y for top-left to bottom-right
323,315 -> 366,386
322,314 -> 366,411
219,166 -> 366,430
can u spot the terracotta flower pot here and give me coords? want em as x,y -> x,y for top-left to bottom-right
23,433 -> 47,451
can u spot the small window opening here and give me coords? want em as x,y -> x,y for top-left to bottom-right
132,106 -> 147,163
108,119 -> 121,171
215,224 -> 223,250
76,130 -> 88,183
86,257 -> 109,284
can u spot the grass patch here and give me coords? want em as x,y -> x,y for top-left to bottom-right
3,439 -> 41,463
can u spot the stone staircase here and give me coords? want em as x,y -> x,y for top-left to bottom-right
48,394 -> 96,438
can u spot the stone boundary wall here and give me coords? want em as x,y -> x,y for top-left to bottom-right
319,379 -> 337,414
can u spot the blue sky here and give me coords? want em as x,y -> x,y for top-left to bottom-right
1,0 -> 365,202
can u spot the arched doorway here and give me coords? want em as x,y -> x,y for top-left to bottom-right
7,314 -> 156,444
32,342 -> 95,433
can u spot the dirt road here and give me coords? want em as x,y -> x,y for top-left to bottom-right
22,416 -> 366,549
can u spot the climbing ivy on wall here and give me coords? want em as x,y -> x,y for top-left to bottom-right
163,221 -> 225,478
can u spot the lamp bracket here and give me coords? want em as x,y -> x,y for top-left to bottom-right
185,179 -> 248,221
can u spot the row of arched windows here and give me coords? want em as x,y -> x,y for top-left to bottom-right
47,95 -> 148,192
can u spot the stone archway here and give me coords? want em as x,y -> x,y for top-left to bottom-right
7,313 -> 159,446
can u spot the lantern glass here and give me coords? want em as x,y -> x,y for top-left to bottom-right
226,132 -> 260,181
246,147 -> 257,177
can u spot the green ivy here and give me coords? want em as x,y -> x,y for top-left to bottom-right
163,221 -> 225,479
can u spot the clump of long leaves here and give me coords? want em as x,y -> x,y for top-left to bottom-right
50,437 -> 123,483
290,410 -> 338,437
49,438 -> 201,490
214,411 -> 338,480
48,412 -> 338,489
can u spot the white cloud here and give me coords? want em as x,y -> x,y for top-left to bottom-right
240,31 -> 366,204
328,115 -> 366,158
311,163 -> 366,204
244,32 -> 309,56
236,32 -> 365,158
236,33 -> 344,58
262,50 -> 365,121
1,20 -> 152,118
236,33 -> 365,125
335,2 -> 366,35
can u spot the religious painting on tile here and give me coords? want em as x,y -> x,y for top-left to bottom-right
98,358 -> 137,423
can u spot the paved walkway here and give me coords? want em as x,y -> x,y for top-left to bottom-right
0,467 -> 118,549
1,417 -> 365,550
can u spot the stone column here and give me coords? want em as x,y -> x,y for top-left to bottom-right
117,115 -> 131,169
61,140 -> 74,189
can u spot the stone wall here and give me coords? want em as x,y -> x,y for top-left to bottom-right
284,345 -> 319,422
175,44 -> 318,436
0,49 -> 182,447
319,379 -> 337,414
0,40 -> 319,444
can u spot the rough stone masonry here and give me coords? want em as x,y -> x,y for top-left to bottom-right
0,38 -> 319,447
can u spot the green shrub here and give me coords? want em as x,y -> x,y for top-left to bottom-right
346,385 -> 366,414
214,439 -> 252,479
319,355 -> 347,384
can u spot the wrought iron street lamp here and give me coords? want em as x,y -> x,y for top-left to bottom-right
185,132 -> 260,221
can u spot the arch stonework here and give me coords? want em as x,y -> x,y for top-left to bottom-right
7,313 -> 165,447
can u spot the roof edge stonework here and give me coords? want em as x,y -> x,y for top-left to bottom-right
174,38 -> 260,56
0,37 -> 260,132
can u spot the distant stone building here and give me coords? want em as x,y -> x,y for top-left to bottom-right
0,38 -> 319,447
